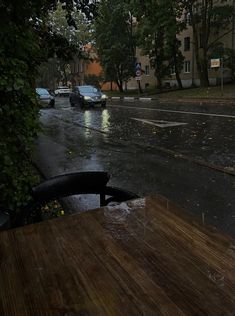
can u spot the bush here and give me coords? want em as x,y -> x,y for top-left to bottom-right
0,0 -> 97,216
0,4 -> 42,212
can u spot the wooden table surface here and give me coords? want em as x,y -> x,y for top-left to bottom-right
0,195 -> 235,315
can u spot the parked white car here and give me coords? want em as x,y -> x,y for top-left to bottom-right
54,86 -> 71,97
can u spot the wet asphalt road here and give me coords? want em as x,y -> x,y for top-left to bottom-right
34,97 -> 235,237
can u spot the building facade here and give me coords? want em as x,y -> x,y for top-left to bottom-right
127,6 -> 234,90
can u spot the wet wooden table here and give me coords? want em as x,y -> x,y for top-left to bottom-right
0,195 -> 235,315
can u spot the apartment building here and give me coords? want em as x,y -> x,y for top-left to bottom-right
69,4 -> 234,91
69,45 -> 118,90
127,6 -> 234,89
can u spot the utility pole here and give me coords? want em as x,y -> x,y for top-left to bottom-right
232,0 -> 235,52
191,34 -> 195,87
232,0 -> 235,80
221,58 -> 224,96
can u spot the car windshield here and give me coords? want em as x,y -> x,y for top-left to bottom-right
78,86 -> 99,93
36,88 -> 49,95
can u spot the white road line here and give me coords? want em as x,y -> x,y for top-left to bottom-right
139,98 -> 152,101
123,97 -> 135,101
109,104 -> 235,119
131,118 -> 187,128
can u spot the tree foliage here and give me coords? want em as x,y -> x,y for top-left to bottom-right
37,3 -> 95,88
0,0 -> 97,214
95,0 -> 136,92
181,0 -> 235,86
49,3 -> 93,46
129,0 -> 185,89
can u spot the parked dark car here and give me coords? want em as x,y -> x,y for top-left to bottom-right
69,85 -> 107,108
36,88 -> 55,107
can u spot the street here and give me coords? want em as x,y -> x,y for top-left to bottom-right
34,98 -> 235,237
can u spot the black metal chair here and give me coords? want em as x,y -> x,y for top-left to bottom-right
0,210 -> 11,231
32,171 -> 138,215
32,171 -> 110,205
9,171 -> 139,228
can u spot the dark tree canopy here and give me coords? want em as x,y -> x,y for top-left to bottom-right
0,0 -> 97,213
95,0 -> 136,92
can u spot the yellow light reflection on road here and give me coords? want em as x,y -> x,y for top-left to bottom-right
101,109 -> 110,132
84,110 -> 91,126
84,110 -> 91,138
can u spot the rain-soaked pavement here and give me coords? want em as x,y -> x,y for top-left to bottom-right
34,97 -> 235,237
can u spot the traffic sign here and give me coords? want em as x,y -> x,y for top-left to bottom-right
135,62 -> 141,70
136,69 -> 142,77
211,58 -> 220,68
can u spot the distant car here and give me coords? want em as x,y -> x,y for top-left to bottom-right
54,86 -> 71,97
36,88 -> 55,107
69,85 -> 107,108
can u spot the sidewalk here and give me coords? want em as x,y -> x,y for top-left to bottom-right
107,83 -> 235,105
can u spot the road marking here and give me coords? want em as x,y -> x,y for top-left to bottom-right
131,117 -> 187,128
124,97 -> 135,101
110,104 -> 235,119
139,98 -> 152,101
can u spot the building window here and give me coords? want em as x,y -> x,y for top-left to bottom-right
184,12 -> 191,24
145,65 -> 150,75
184,37 -> 190,51
170,66 -> 176,75
184,61 -> 191,73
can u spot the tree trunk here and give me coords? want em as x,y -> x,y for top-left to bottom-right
137,80 -> 143,93
156,76 -> 162,89
175,68 -> 183,89
189,5 -> 210,87
116,80 -> 123,92
173,44 -> 183,89
200,57 -> 210,86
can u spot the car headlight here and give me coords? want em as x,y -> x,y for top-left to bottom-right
101,94 -> 107,99
84,96 -> 91,100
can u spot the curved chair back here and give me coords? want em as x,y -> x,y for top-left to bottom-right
32,171 -> 110,203
10,171 -> 140,228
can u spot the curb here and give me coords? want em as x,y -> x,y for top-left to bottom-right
139,97 -> 152,101
109,96 -> 235,105
159,98 -> 235,105
110,96 -> 153,101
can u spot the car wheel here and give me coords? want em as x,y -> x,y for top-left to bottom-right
50,99 -> 55,107
69,97 -> 75,107
101,102 -> 106,108
79,101 -> 85,109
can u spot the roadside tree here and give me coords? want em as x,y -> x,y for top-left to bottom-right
37,3 -> 94,88
95,0 -> 136,92
181,0 -> 235,87
129,0 -> 185,89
